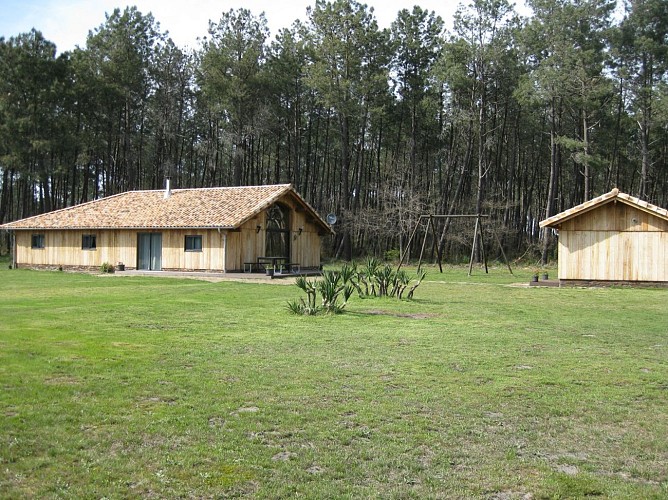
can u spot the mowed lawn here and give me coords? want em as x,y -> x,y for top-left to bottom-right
1,263 -> 666,499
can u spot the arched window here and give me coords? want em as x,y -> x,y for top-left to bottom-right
265,203 -> 290,259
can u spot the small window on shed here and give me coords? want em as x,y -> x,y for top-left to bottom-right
31,234 -> 45,249
185,235 -> 203,252
82,234 -> 97,250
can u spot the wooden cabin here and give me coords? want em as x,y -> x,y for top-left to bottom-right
0,184 -> 333,273
540,189 -> 668,285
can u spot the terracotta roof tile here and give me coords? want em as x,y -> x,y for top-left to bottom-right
0,184 -> 332,231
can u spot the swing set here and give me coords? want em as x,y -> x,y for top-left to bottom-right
397,214 -> 513,276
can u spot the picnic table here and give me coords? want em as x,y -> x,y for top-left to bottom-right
257,256 -> 286,269
244,257 -> 299,274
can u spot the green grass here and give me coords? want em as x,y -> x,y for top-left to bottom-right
1,262 -> 667,498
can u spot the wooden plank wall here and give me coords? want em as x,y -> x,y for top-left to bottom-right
15,229 -> 226,271
13,194 -> 327,272
224,199 -> 324,271
163,229 -> 225,271
15,230 -> 136,269
558,202 -> 668,281
289,209 -> 322,269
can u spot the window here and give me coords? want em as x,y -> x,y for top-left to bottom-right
31,234 -> 45,249
185,235 -> 203,252
82,234 -> 97,250
265,203 -> 290,260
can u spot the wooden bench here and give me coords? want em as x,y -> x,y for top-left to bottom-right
244,262 -> 266,273
276,262 -> 300,274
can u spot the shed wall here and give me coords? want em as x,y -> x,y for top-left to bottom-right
557,203 -> 668,282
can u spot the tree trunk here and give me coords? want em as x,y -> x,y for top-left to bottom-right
541,98 -> 560,265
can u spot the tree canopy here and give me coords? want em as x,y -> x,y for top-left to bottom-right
1,0 -> 667,263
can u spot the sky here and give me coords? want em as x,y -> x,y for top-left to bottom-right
0,0 -> 529,54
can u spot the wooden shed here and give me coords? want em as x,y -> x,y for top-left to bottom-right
0,184 -> 333,273
540,189 -> 668,285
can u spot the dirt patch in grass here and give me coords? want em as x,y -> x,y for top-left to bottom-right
5,408 -> 19,417
231,406 -> 259,416
137,396 -> 177,405
364,310 -> 437,319
44,375 -> 80,385
208,417 -> 226,428
271,451 -> 296,461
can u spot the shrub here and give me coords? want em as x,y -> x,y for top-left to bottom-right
288,272 -> 353,315
348,261 -> 425,300
100,262 -> 115,274
288,262 -> 425,315
384,249 -> 400,262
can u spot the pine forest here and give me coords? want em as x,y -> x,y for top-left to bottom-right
1,0 -> 667,263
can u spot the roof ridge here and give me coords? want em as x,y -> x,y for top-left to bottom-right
540,188 -> 668,228
170,184 -> 292,191
0,183 -> 333,233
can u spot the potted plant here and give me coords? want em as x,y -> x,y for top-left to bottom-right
542,271 -> 549,280
531,269 -> 540,282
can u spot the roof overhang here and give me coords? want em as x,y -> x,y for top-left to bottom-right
3,226 -> 237,231
232,186 -> 335,236
540,189 -> 668,229
0,184 -> 336,235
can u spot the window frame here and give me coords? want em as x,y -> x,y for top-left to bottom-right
82,234 -> 97,250
184,235 -> 203,252
31,234 -> 45,249
265,203 -> 290,260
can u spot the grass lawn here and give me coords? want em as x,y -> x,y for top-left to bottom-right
1,261 -> 667,498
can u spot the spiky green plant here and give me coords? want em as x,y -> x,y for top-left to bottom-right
339,262 -> 357,284
295,276 -> 318,310
391,269 -> 411,298
318,270 -> 347,313
375,265 -> 395,297
290,263 -> 424,316
406,269 -> 427,299
362,258 -> 381,296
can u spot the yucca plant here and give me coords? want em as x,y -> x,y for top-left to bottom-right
318,270 -> 348,313
295,276 -> 318,310
406,269 -> 427,299
289,263 -> 424,316
359,258 -> 381,296
375,265 -> 395,297
391,269 -> 411,298
286,297 -> 319,315
339,262 -> 361,295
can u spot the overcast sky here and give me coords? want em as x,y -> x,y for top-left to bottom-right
1,0 -> 530,53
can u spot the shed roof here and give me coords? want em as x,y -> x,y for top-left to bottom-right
540,188 -> 668,228
0,184 -> 334,234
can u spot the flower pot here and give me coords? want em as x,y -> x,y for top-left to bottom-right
542,272 -> 548,280
266,268 -> 274,277
531,275 -> 539,283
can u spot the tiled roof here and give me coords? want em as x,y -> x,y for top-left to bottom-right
540,188 -> 668,228
1,184 -> 332,232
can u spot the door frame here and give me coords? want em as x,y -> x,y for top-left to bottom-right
137,232 -> 163,271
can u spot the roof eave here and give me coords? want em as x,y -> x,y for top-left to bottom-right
1,225 -> 237,231
539,189 -> 619,228
540,188 -> 668,228
233,185 -> 335,235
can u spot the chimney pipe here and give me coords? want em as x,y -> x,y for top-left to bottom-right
164,177 -> 171,199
